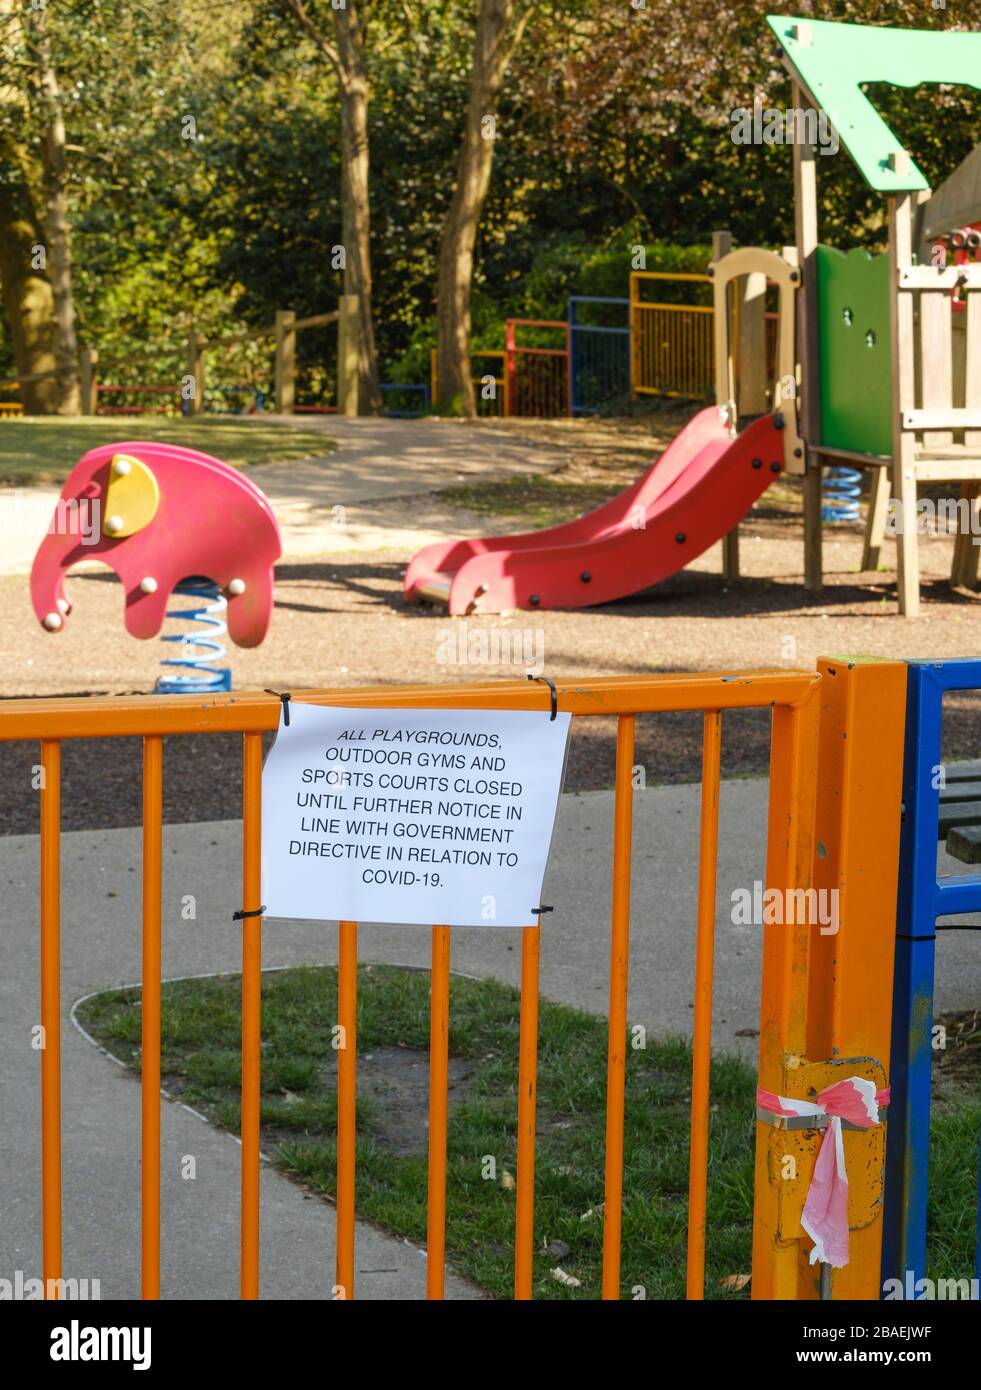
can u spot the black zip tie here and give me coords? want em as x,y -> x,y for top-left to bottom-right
527,673 -> 557,720
531,905 -> 553,915
233,905 -> 266,921
264,688 -> 292,726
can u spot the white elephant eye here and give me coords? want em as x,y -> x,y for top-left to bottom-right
43,612 -> 62,631
139,577 -> 158,594
228,578 -> 246,595
105,515 -> 124,534
113,458 -> 132,477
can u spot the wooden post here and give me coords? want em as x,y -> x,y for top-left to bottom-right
862,468 -> 891,571
952,283 -> 981,588
79,346 -> 99,416
711,230 -> 740,581
185,331 -> 205,417
889,194 -> 919,616
792,82 -> 823,593
337,293 -> 359,417
737,271 -> 768,417
275,310 -> 296,415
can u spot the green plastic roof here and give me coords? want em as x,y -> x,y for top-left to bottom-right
767,14 -> 981,193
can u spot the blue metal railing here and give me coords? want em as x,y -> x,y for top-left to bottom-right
381,382 -> 430,418
883,658 -> 981,1291
568,296 -> 630,415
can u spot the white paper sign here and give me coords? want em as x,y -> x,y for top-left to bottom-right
261,702 -> 571,927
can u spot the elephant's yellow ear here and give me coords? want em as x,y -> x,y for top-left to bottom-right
102,454 -> 160,538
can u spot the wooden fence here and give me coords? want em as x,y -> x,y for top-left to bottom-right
0,294 -> 359,417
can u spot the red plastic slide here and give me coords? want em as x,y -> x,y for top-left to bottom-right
404,407 -> 786,613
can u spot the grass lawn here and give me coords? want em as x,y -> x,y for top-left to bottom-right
77,965 -> 981,1299
78,964 -> 757,1300
0,418 -> 336,485
441,475 -> 622,529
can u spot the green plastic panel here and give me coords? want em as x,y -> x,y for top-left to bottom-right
767,14 -> 981,192
816,245 -> 892,457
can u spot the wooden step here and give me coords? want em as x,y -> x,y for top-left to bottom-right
938,799 -> 981,837
945,760 -> 981,782
940,780 -> 981,802
946,825 -> 981,864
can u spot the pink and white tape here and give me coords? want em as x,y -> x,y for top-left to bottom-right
756,1076 -> 889,1269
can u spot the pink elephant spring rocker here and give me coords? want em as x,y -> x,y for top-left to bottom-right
31,441 -> 281,692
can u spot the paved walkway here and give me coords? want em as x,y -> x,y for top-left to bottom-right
0,417 -> 564,575
3,779 -> 981,1299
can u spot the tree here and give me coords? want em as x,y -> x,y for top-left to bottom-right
24,0 -> 80,412
434,0 -> 533,415
0,0 -> 74,412
0,132 -> 61,413
282,0 -> 382,413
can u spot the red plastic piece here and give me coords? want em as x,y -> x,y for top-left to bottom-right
31,441 -> 281,647
404,408 -> 785,614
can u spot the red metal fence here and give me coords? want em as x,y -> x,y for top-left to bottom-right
504,319 -> 571,418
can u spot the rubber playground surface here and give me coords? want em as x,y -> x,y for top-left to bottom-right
3,413 -> 981,834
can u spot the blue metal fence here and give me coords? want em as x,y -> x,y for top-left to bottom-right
883,658 -> 981,1291
568,296 -> 630,415
382,382 -> 430,418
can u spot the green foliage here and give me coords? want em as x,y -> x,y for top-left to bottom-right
4,0 -> 981,396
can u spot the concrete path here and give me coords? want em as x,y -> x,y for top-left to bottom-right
0,417 -> 563,576
246,414 -> 562,502
4,779 -> 980,1299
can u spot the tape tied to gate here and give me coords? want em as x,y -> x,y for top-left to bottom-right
755,1076 -> 890,1269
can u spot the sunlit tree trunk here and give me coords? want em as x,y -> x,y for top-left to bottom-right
436,0 -> 530,416
0,150 -> 60,414
24,3 -> 80,413
282,0 -> 382,414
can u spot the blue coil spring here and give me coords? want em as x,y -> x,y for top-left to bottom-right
821,466 -> 862,523
156,578 -> 232,694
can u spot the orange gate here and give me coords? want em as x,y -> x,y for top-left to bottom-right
504,319 -> 571,417
0,663 -> 905,1299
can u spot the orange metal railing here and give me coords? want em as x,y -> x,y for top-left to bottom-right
504,319 -> 571,418
0,666 -> 904,1300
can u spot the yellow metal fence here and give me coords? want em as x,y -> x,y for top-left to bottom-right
630,272 -> 714,400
